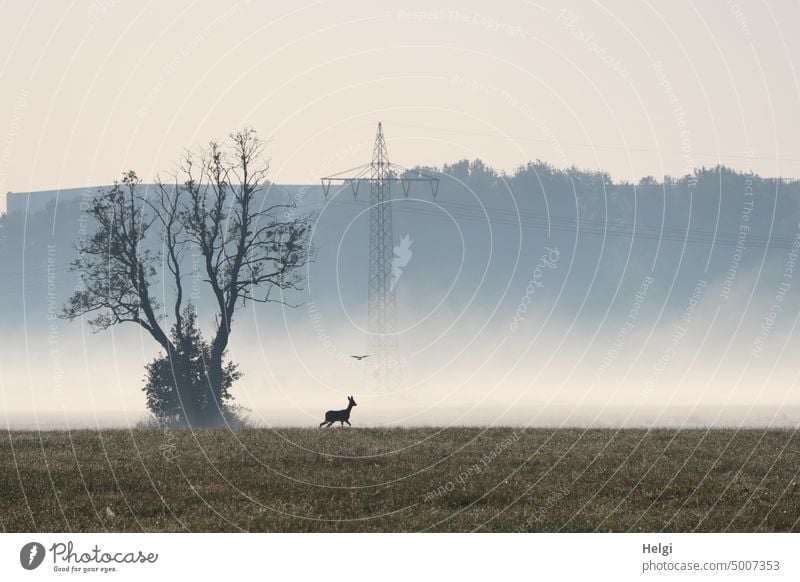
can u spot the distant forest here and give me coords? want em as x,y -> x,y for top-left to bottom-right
2,160 -> 799,330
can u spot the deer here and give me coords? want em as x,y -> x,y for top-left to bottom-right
319,396 -> 357,428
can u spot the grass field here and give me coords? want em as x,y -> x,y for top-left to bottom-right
1,428 -> 799,532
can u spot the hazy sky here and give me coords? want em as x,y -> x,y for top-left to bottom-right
1,0 -> 800,207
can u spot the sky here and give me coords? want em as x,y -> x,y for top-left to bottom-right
1,0 -> 800,210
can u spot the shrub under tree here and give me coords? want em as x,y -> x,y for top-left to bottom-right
144,305 -> 241,426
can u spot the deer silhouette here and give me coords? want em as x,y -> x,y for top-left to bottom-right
319,396 -> 357,427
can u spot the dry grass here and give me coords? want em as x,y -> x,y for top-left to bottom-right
1,427 -> 799,532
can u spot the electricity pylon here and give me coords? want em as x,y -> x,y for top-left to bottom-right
322,123 -> 439,392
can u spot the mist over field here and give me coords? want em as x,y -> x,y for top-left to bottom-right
3,165 -> 800,428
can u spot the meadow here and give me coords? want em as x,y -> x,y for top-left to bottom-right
1,428 -> 798,532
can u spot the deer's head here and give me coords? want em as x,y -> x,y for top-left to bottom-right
348,396 -> 357,407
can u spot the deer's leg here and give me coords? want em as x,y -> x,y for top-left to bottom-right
319,421 -> 327,428
345,420 -> 351,426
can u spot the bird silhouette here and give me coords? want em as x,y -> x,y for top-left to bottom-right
351,355 -> 370,360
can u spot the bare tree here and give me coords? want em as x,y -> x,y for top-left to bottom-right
63,130 -> 313,426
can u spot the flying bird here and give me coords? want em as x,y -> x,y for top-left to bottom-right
351,355 -> 370,360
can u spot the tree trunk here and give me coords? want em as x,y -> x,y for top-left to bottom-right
204,330 -> 229,427
167,346 -> 200,427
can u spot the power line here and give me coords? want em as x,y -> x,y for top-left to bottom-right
323,198 -> 799,251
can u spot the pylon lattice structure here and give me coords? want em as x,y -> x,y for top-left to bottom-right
322,123 -> 439,392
